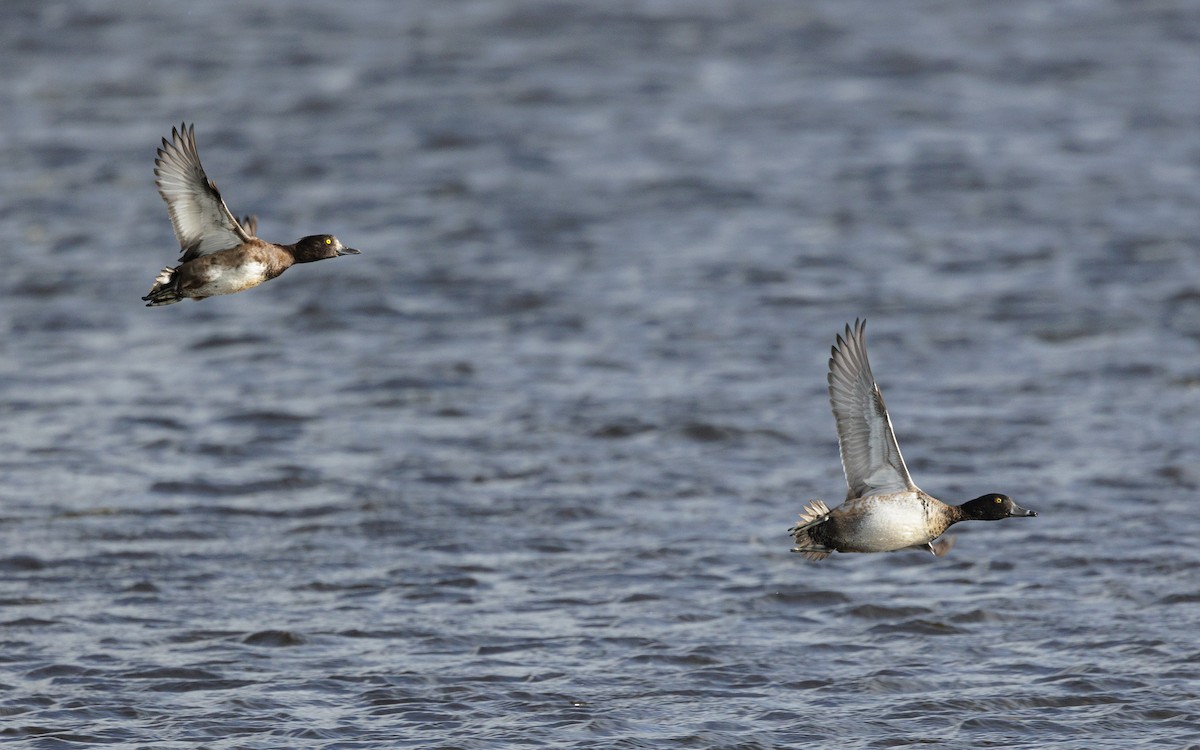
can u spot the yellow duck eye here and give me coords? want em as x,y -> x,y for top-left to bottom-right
994,497 -> 1003,504
325,238 -> 332,245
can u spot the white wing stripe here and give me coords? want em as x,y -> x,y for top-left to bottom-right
154,123 -> 251,260
827,319 -> 917,500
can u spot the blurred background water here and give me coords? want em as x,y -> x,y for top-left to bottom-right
1,1 -> 1198,748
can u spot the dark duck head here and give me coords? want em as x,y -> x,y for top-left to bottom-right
959,493 -> 1037,521
290,235 -> 360,263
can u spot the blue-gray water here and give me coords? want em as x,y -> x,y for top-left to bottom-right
2,1 -> 1199,748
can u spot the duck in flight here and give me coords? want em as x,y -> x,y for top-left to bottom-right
142,123 -> 359,306
790,320 -> 1036,560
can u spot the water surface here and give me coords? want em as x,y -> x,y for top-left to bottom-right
1,1 -> 1199,748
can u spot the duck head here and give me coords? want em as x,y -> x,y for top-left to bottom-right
292,235 -> 361,263
960,493 -> 1037,521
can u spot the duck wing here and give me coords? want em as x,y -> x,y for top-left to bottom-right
155,123 -> 253,262
827,319 -> 918,500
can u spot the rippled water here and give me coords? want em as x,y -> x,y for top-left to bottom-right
2,1 -> 1199,747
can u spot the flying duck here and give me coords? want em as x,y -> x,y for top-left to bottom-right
790,320 -> 1037,560
142,123 -> 359,306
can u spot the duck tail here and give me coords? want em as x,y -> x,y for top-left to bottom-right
142,267 -> 183,306
789,499 -> 832,561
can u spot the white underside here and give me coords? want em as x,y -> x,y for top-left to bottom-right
195,261 -> 269,297
839,492 -> 935,552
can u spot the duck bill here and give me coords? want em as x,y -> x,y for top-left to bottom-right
337,247 -> 361,256
1009,502 -> 1037,517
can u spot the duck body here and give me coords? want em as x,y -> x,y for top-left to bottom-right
142,123 -> 359,307
800,491 -> 950,555
143,235 -> 357,306
789,320 -> 1037,561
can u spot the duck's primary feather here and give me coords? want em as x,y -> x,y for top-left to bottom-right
827,319 -> 917,500
154,123 -> 254,262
